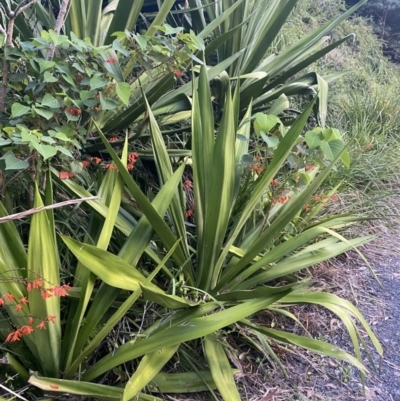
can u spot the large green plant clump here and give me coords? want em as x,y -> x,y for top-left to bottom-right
0,65 -> 382,400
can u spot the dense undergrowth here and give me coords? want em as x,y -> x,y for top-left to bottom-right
0,0 -> 399,400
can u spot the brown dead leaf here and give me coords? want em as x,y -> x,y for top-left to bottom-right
260,388 -> 277,401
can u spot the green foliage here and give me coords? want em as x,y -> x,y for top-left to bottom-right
0,28 -> 194,174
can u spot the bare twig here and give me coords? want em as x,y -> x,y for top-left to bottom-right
47,0 -> 71,60
0,383 -> 28,401
0,0 -> 38,111
0,196 -> 99,224
15,0 -> 38,17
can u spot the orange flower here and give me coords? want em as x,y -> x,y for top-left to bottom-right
47,315 -> 56,324
271,179 -> 279,186
105,163 -> 117,170
173,70 -> 183,77
127,164 -> 134,171
109,136 -> 119,143
279,196 -> 288,204
32,279 -> 43,289
4,293 -> 14,302
185,209 -> 194,218
331,195 -> 339,202
59,171 -> 69,180
128,152 -> 139,164
28,317 -> 34,325
53,285 -> 70,297
68,172 -> 75,179
15,304 -> 23,311
105,57 -> 117,63
19,325 -> 34,336
91,157 -> 102,164
26,282 -> 32,292
37,321 -> 46,330
183,179 -> 192,191
19,297 -> 29,304
5,330 -> 21,342
82,160 -> 90,169
0,298 -> 5,306
41,289 -> 52,299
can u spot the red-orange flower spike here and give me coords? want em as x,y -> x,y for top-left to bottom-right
19,297 -> 29,305
26,282 -> 32,292
127,164 -> 134,171
82,160 -> 90,169
0,298 -> 5,306
15,304 -> 23,311
68,172 -> 75,179
28,317 -> 34,325
271,179 -> 279,186
173,70 -> 183,77
331,195 -> 339,202
105,57 -> 117,63
109,136 -> 119,143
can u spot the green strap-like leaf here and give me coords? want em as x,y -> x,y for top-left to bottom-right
204,333 -> 241,401
27,186 -> 61,377
28,373 -> 163,401
241,320 -> 367,371
123,345 -> 180,401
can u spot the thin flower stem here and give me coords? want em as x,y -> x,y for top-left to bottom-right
0,196 -> 99,224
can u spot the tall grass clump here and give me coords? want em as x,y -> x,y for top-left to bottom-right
273,0 -> 400,201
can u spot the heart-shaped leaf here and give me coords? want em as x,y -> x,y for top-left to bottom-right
11,103 -> 30,118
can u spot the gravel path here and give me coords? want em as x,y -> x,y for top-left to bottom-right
362,258 -> 400,400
